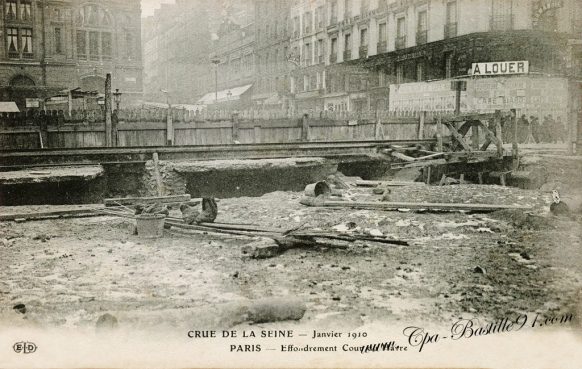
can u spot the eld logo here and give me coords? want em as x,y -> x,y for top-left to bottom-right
13,342 -> 37,354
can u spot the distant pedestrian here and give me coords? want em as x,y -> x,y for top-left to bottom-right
517,115 -> 529,143
530,116 -> 540,143
547,114 -> 557,143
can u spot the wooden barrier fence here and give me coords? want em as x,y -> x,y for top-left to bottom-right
0,108 -> 441,150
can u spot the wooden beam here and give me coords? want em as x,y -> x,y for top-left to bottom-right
445,122 -> 473,151
392,158 -> 447,168
418,111 -> 426,139
0,207 -> 102,221
436,118 -> 443,152
152,152 -> 164,196
299,196 -> 532,212
104,194 -> 191,207
355,180 -> 425,187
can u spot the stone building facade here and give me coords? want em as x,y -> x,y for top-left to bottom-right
251,0 -> 292,109
287,0 -> 582,112
0,0 -> 143,109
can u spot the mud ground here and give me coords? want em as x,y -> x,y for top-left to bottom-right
1,182 -> 581,333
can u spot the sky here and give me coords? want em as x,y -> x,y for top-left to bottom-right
141,0 -> 175,17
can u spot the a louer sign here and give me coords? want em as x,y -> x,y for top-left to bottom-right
471,61 -> 529,76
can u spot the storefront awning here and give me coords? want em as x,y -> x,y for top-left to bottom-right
198,84 -> 252,105
0,102 -> 20,112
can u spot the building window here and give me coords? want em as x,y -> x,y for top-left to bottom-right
330,0 -> 338,24
54,27 -> 63,54
396,64 -> 404,84
377,22 -> 387,53
316,6 -> 324,29
444,52 -> 454,78
416,60 -> 424,81
360,28 -> 368,46
304,12 -> 312,34
378,22 -> 387,42
344,0 -> 351,18
317,39 -> 325,63
330,37 -> 338,62
304,43 -> 312,66
293,16 -> 300,38
396,17 -> 406,49
75,4 -> 117,61
126,32 -> 135,59
102,32 -> 112,59
445,1 -> 457,38
20,0 -> 31,21
491,0 -> 513,31
359,28 -> 368,58
7,27 -> 18,58
361,0 -> 369,15
5,0 -> 17,20
89,31 -> 99,60
77,30 -> 87,59
417,10 -> 428,45
344,33 -> 352,60
21,28 -> 32,56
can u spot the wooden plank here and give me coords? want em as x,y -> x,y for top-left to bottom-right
104,194 -> 191,207
392,159 -> 447,168
355,180 -> 425,187
391,151 -> 416,162
415,152 -> 446,161
299,197 -> 532,212
0,207 -> 102,221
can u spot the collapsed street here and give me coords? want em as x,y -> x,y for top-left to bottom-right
1,180 -> 580,332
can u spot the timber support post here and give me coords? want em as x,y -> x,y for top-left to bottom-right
166,107 -> 174,146
418,111 -> 426,139
301,113 -> 310,141
436,117 -> 443,152
104,73 -> 112,147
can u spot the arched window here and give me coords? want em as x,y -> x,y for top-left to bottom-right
10,74 -> 35,86
75,4 -> 113,61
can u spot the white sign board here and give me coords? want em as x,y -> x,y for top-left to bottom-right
471,61 -> 529,76
25,98 -> 40,108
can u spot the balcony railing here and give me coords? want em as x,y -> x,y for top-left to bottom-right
343,49 -> 352,61
377,41 -> 387,53
359,45 -> 368,58
416,30 -> 427,45
330,53 -> 337,63
490,15 -> 514,31
22,53 -> 34,59
444,22 -> 457,39
395,36 -> 406,50
8,51 -> 19,59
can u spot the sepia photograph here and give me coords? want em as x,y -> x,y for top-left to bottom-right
0,0 -> 581,367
